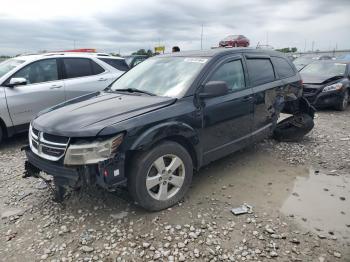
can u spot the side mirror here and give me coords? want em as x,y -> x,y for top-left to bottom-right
7,77 -> 27,87
199,81 -> 229,98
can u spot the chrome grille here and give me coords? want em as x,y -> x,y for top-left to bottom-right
29,125 -> 69,161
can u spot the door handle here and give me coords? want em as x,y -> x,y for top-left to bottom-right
50,85 -> 62,89
242,96 -> 253,101
98,78 -> 108,81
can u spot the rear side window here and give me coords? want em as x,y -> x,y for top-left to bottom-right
209,60 -> 246,92
272,57 -> 295,78
246,58 -> 275,86
99,58 -> 129,71
63,58 -> 104,79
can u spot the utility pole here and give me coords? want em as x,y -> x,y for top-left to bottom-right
266,32 -> 269,46
200,24 -> 204,50
304,39 -> 306,52
311,40 -> 315,52
73,40 -> 76,49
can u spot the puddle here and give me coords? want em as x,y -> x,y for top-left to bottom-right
281,168 -> 350,240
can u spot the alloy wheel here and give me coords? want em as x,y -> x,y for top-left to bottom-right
146,154 -> 185,201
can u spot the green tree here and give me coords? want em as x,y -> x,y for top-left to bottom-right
132,49 -> 153,57
276,47 -> 298,53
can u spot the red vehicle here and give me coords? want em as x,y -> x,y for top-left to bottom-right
219,35 -> 250,47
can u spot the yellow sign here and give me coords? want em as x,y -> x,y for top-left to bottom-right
154,46 -> 165,53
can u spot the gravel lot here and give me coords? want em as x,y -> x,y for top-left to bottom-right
0,108 -> 349,262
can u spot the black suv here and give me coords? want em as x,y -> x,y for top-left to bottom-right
24,48 -> 314,211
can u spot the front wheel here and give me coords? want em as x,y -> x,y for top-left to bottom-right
0,127 -> 3,145
128,141 -> 193,211
335,90 -> 349,111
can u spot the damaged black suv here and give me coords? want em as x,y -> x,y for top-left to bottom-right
24,48 -> 314,211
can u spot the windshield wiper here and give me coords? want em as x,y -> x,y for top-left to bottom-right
113,88 -> 156,96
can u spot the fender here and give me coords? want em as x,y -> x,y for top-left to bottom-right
0,87 -> 14,137
129,121 -> 202,167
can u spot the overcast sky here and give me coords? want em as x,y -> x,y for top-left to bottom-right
1,0 -> 349,55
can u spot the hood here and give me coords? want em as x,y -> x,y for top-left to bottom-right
33,92 -> 176,137
301,73 -> 344,85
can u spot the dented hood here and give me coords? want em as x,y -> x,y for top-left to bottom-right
301,73 -> 343,85
33,92 -> 176,137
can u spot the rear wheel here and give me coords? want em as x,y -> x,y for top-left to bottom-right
128,141 -> 193,211
335,90 -> 349,111
0,127 -> 3,145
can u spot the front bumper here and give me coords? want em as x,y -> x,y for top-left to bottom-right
24,146 -> 127,189
303,89 -> 343,108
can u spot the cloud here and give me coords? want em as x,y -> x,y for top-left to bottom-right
0,0 -> 349,55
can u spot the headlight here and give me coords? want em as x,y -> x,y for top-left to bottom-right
322,83 -> 343,92
64,134 -> 124,165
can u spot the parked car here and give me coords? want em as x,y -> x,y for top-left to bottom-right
24,48 -> 314,211
219,35 -> 250,47
124,55 -> 148,68
0,53 -> 129,143
337,54 -> 350,61
301,60 -> 350,110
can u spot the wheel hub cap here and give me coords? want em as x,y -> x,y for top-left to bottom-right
146,154 -> 185,201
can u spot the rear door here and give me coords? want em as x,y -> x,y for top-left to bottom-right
244,55 -> 281,140
61,57 -> 112,100
200,55 -> 254,163
4,58 -> 65,128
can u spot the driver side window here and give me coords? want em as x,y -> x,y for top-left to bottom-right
209,60 -> 245,92
12,59 -> 58,85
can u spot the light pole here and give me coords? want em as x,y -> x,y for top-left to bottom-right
200,24 -> 203,50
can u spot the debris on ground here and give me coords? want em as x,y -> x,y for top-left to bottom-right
231,203 -> 253,215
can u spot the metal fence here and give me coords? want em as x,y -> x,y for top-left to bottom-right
296,49 -> 350,57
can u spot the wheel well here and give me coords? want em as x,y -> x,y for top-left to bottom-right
164,135 -> 198,169
0,118 -> 7,138
125,135 -> 199,177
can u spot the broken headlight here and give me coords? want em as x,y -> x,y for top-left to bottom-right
322,82 -> 343,92
64,134 -> 124,165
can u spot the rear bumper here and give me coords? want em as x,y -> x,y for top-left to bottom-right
24,146 -> 127,189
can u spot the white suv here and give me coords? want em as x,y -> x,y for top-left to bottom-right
0,52 -> 129,143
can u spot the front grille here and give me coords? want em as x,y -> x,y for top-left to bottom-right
43,133 -> 69,144
303,87 -> 318,95
29,125 -> 69,161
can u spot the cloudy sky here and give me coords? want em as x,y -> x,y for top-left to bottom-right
0,0 -> 349,55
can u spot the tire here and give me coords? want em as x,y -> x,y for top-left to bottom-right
335,90 -> 349,111
273,113 -> 314,142
128,141 -> 193,211
0,127 -> 3,145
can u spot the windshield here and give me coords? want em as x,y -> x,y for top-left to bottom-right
301,61 -> 346,77
124,56 -> 133,66
110,56 -> 208,97
0,58 -> 25,78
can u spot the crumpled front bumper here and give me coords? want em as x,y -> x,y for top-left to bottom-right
23,145 -> 127,189
303,89 -> 343,108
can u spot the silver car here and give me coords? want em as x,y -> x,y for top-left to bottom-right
0,52 -> 129,143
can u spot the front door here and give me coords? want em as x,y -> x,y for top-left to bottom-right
4,58 -> 65,128
199,57 -> 254,163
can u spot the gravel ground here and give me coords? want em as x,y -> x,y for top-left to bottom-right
0,108 -> 349,262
